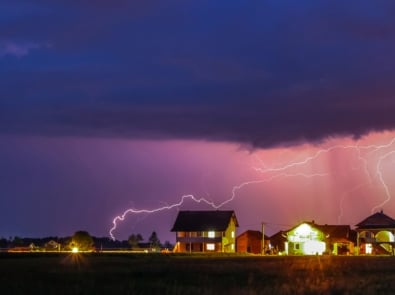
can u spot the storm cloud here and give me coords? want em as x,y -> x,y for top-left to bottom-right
2,0 -> 395,147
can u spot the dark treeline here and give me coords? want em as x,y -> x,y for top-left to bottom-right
0,234 -> 173,251
0,236 -> 129,250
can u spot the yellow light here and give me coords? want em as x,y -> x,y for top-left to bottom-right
72,247 -> 79,253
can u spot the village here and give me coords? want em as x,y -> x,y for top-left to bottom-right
3,209 -> 395,256
171,209 -> 395,256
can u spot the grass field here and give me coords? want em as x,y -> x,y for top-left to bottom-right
1,253 -> 395,295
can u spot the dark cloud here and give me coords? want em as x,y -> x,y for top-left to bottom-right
1,0 -> 395,147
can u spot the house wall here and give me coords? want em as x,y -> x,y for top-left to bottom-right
357,229 -> 395,255
174,231 -> 224,253
236,232 -> 262,254
223,216 -> 237,253
286,223 -> 326,255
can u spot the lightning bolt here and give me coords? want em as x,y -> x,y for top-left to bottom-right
109,134 -> 395,240
371,150 -> 395,213
109,173 -> 328,240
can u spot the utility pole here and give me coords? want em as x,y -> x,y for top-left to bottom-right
262,222 -> 265,255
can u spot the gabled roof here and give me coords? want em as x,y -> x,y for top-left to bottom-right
315,225 -> 352,240
237,230 -> 269,240
270,230 -> 287,240
171,210 -> 238,232
355,211 -> 395,229
286,221 -> 323,234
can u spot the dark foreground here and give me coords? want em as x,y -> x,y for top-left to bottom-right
1,253 -> 395,295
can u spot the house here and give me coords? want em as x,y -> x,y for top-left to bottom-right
171,210 -> 238,253
44,240 -> 60,251
355,210 -> 395,255
318,224 -> 356,255
285,221 -> 355,255
269,230 -> 287,254
236,230 -> 269,254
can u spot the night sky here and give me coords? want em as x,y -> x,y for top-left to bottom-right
2,1 -> 395,243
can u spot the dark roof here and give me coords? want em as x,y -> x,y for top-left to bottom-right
315,225 -> 352,240
237,230 -> 269,240
269,230 -> 287,240
171,210 -> 238,232
355,211 -> 395,229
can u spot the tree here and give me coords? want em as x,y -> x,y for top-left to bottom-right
128,233 -> 143,249
0,237 -> 8,248
148,231 -> 161,251
70,230 -> 94,251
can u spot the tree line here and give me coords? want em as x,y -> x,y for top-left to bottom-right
0,230 -> 173,252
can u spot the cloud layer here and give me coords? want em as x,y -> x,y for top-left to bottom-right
2,0 -> 395,147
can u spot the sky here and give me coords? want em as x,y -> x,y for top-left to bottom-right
1,0 -> 395,243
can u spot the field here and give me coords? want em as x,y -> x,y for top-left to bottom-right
2,253 -> 395,295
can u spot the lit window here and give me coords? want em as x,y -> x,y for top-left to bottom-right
231,231 -> 235,238
206,243 -> 215,251
231,243 -> 234,250
208,231 -> 215,238
366,243 -> 373,254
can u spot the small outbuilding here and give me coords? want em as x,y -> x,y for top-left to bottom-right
236,230 -> 269,254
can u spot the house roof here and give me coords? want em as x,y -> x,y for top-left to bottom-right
315,225 -> 352,239
269,230 -> 287,240
355,211 -> 395,229
171,210 -> 238,232
236,230 -> 269,240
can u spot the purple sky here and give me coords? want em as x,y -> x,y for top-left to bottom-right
2,1 -> 395,243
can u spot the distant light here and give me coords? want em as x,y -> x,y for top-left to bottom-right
72,247 -> 79,253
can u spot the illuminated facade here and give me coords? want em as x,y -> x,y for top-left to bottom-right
286,223 -> 326,255
355,210 -> 395,255
285,222 -> 356,255
171,210 -> 238,253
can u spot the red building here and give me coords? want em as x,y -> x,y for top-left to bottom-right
236,230 -> 269,254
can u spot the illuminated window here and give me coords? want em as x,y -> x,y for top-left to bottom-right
231,231 -> 235,238
231,243 -> 234,250
206,243 -> 215,251
208,231 -> 215,238
303,241 -> 325,255
366,243 -> 373,254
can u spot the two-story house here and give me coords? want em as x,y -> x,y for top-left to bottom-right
171,210 -> 238,253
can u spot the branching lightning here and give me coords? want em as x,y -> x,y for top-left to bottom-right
109,135 -> 395,240
371,150 -> 395,213
109,173 -> 328,240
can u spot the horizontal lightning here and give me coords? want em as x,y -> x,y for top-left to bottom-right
109,173 -> 328,240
